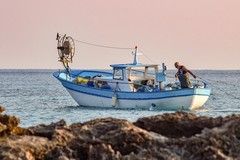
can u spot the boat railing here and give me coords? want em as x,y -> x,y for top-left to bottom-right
57,69 -> 208,92
72,74 -> 208,91
166,75 -> 208,89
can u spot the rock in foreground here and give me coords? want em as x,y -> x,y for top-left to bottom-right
0,106 -> 240,159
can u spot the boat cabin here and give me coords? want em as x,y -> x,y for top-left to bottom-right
93,63 -> 167,92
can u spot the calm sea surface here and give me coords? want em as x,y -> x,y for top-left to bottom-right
0,69 -> 239,127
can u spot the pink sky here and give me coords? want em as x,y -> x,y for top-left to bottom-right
0,0 -> 240,70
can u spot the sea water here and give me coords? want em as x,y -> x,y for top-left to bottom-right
0,69 -> 239,127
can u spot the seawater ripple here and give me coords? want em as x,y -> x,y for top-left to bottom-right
0,69 -> 239,127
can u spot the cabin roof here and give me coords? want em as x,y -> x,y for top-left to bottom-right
110,63 -> 159,68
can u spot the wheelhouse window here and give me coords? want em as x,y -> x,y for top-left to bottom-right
113,68 -> 123,80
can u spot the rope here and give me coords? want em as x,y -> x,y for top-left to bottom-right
142,53 -> 157,64
204,78 -> 240,88
58,33 -> 134,50
198,77 -> 240,100
138,49 -> 158,64
74,39 -> 134,50
212,85 -> 239,100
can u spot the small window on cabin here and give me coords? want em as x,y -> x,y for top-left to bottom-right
113,68 -> 123,80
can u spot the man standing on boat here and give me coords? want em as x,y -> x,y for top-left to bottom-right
174,62 -> 197,88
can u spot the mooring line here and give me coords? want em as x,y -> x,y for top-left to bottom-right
198,77 -> 240,100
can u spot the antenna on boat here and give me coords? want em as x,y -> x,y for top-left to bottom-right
133,46 -> 138,64
56,33 -> 75,71
132,46 -> 143,64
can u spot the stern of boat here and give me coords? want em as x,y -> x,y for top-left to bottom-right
188,88 -> 211,110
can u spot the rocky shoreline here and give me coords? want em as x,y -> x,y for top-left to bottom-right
0,105 -> 240,160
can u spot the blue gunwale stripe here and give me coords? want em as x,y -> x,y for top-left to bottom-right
65,85 -> 210,100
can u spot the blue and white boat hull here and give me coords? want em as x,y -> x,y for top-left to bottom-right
54,71 -> 210,110
67,88 -> 210,110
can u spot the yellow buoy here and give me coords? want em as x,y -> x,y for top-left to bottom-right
74,77 -> 89,84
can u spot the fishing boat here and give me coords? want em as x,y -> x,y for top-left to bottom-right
53,34 -> 211,110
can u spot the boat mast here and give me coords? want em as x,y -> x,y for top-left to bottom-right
133,46 -> 138,64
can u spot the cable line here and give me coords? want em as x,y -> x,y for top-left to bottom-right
58,33 -> 134,50
74,39 -> 134,50
198,77 -> 240,100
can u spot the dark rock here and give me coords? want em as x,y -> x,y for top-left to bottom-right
0,106 -> 5,113
133,111 -> 240,138
0,122 -> 7,133
29,119 -> 67,139
0,114 -> 20,130
0,113 -> 32,136
166,119 -> 240,159
0,107 -> 240,159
